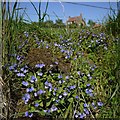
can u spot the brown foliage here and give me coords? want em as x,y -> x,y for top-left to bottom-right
25,48 -> 71,74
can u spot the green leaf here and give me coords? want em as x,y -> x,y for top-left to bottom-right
64,102 -> 72,118
68,98 -> 73,103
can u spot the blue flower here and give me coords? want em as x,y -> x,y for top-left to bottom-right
22,93 -> 30,104
50,105 -> 58,112
65,75 -> 69,79
84,103 -> 89,108
30,76 -> 37,83
25,111 -> 29,117
17,73 -> 25,77
75,114 -> 78,118
9,64 -> 17,71
25,111 -> 33,118
16,55 -> 21,61
34,92 -> 37,97
77,71 -> 81,75
86,83 -> 91,87
24,31 -> 29,37
37,89 -> 45,95
22,81 -> 29,86
55,61 -> 58,65
45,81 -> 52,88
53,92 -> 56,95
65,55 -> 70,59
69,85 -> 76,90
92,102 -> 97,109
35,63 -> 45,68
29,113 -> 33,118
59,95 -> 62,99
79,113 -> 86,119
63,92 -> 68,96
56,99 -> 60,103
37,72 -> 43,76
84,108 -> 89,115
35,103 -> 39,107
75,96 -> 79,99
26,87 -> 34,92
85,89 -> 93,97
58,75 -> 62,79
21,67 -> 28,73
97,101 -> 103,106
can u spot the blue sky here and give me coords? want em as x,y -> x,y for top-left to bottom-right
17,2 -> 118,24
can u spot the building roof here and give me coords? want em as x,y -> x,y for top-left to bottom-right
67,16 -> 82,22
66,13 -> 86,26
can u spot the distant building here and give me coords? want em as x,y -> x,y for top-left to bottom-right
66,13 -> 86,26
93,23 -> 102,28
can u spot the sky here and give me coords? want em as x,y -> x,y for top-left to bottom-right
13,1 -> 119,24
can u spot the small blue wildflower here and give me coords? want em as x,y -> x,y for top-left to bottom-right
30,76 -> 37,83
48,83 -> 52,88
60,35 -> 63,39
9,64 -> 17,70
59,80 -> 62,84
43,110 -> 47,113
29,113 -> 33,118
77,71 -> 81,75
37,89 -> 45,95
22,81 -> 29,86
65,55 -> 70,59
60,49 -> 65,53
14,70 -> 19,73
45,81 -> 49,85
84,108 -> 89,115
37,72 -> 43,76
85,89 -> 92,94
69,85 -> 76,90
56,99 -> 60,103
63,92 -> 68,96
75,96 -> 79,99
20,67 -> 24,71
21,67 -> 28,73
34,92 -> 37,97
50,105 -> 58,112
22,93 -> 30,104
45,86 -> 49,89
59,95 -> 62,99
75,114 -> 78,118
49,88 -> 52,92
17,73 -> 25,77
89,76 -> 92,80
84,103 -> 89,108
26,87 -> 34,92
87,83 -> 91,87
97,101 -> 103,106
55,61 -> 58,65
16,55 -> 21,61
24,31 -> 29,37
92,102 -> 95,106
50,64 -> 53,67
35,103 -> 39,107
58,75 -> 62,79
79,113 -> 86,119
65,75 -> 69,79
87,73 -> 91,77
54,87 -> 57,91
25,111 -> 29,117
35,63 -> 45,68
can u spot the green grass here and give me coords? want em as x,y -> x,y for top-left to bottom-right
1,1 -> 120,119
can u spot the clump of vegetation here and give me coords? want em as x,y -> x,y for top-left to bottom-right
1,1 -> 120,119
25,48 -> 71,74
